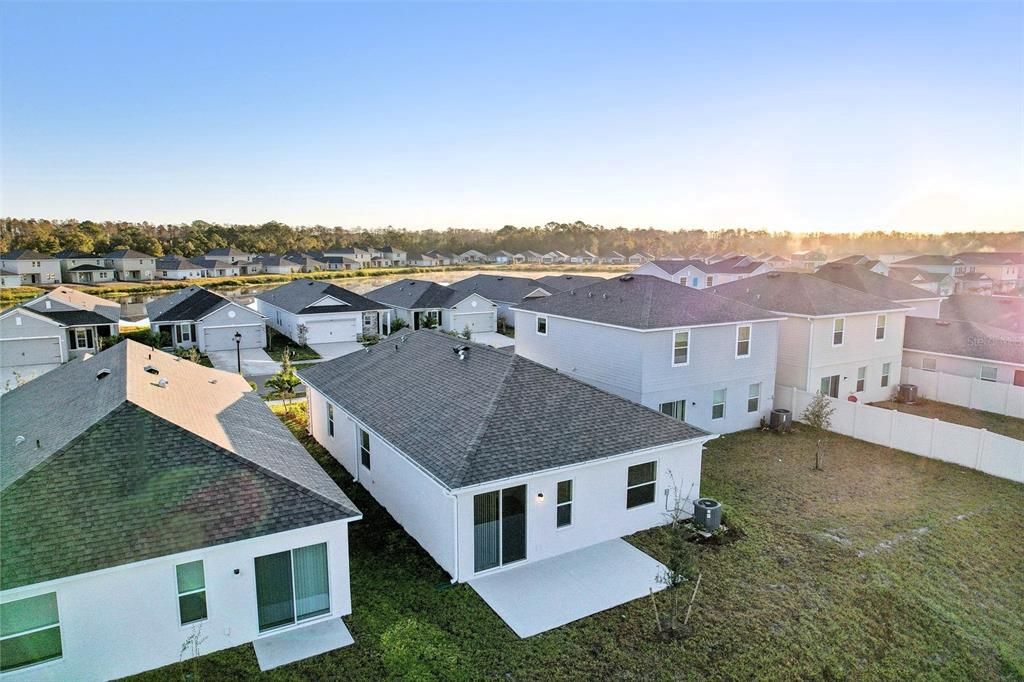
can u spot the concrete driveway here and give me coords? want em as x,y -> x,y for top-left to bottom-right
309,342 -> 364,360
207,348 -> 281,377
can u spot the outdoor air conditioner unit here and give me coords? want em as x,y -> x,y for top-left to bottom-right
769,408 -> 792,432
693,498 -> 722,532
897,384 -> 918,404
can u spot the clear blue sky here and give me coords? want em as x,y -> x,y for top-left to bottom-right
2,1 -> 1021,232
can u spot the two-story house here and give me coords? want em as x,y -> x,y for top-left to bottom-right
54,251 -> 115,284
952,252 -> 1022,294
710,272 -> 910,403
204,247 -> 263,275
512,275 -> 784,434
0,250 -> 62,286
812,263 -> 945,318
790,250 -> 827,271
103,249 -> 157,281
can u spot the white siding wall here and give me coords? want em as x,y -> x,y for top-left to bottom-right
806,312 -> 906,403
0,522 -> 352,682
776,317 -> 812,390
902,350 -> 1022,386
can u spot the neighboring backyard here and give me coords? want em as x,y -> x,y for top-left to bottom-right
133,410 -> 1024,681
871,397 -> 1024,442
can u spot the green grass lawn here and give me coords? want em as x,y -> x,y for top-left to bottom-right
872,398 -> 1024,442
131,412 -> 1024,681
265,329 -> 321,362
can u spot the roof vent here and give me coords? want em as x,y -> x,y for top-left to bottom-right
144,365 -> 159,375
587,291 -> 592,297
619,275 -> 634,282
496,277 -> 503,280
156,378 -> 169,388
603,293 -> 608,299
208,378 -> 217,384
96,368 -> 112,380
453,345 -> 469,360
14,435 -> 25,447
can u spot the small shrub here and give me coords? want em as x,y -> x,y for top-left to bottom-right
358,332 -> 381,346
390,317 -> 409,334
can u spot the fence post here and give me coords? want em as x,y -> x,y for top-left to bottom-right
975,428 -> 987,471
929,418 -> 939,458
889,409 -> 898,448
968,374 -> 976,409
851,400 -> 859,437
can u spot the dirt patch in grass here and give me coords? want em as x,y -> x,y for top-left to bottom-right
132,417 -> 1024,681
872,398 -> 1024,442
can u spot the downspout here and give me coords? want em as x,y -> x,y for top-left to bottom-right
450,492 -> 460,584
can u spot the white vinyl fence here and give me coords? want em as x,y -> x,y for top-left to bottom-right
901,366 -> 1024,418
774,385 -> 1024,484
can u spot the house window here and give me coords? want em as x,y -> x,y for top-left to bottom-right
881,362 -> 891,388
254,543 -> 330,632
626,461 -> 657,509
659,400 -> 686,421
832,318 -> 845,346
705,275 -> 713,288
536,315 -> 547,335
980,366 -> 998,382
75,328 -> 91,349
327,403 -> 334,437
556,480 -> 573,528
736,325 -> 751,357
0,592 -> 62,672
922,357 -> 937,372
179,323 -> 192,343
175,560 -> 207,625
359,428 -> 371,469
747,383 -> 760,413
856,366 -> 866,392
875,314 -> 887,341
672,330 -> 689,366
362,312 -> 376,328
712,388 -> 727,420
820,374 -> 840,398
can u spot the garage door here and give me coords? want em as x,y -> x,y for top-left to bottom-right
304,318 -> 358,343
452,312 -> 497,334
203,325 -> 265,352
0,337 -> 62,367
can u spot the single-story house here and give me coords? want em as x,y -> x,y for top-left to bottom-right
488,250 -> 514,265
0,341 -> 361,680
534,274 -> 606,292
205,248 -> 263,275
191,258 -> 241,278
603,251 -> 626,265
569,249 -> 598,265
812,262 -> 945,318
458,249 -> 488,263
156,255 -> 207,280
299,330 -> 714,589
366,279 -> 498,334
448,274 -> 552,327
145,285 -> 267,352
517,251 -> 544,264
903,317 -> 1024,387
889,267 -> 955,296
955,271 -> 994,295
255,279 -> 392,344
258,255 -> 305,275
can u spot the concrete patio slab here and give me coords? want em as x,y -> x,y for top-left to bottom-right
253,617 -> 355,671
470,331 -> 515,348
309,341 -> 364,359
468,538 -> 667,638
206,348 -> 281,376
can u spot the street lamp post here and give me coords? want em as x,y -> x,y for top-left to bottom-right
233,331 -> 242,374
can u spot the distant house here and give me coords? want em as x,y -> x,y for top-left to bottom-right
711,272 -> 910,403
902,317 -> 1024,387
156,255 -> 207,280
258,254 -> 305,275
0,341 -> 361,680
54,251 -> 114,284
627,252 -> 655,265
0,287 -> 120,391
889,254 -> 956,277
300,330 -> 714,587
888,267 -> 955,296
534,274 -> 606,292
517,250 -> 544,264
569,249 -> 598,264
789,250 -> 827,271
321,246 -> 371,268
812,262 -> 945,318
0,250 -> 62,286
541,251 -> 569,264
513,275 -> 783,433
191,258 -> 241,278
103,250 -> 157,282
940,294 -> 1024,334
255,279 -> 392,344
754,252 -> 790,270
828,255 -> 888,275
146,285 -> 267,352
632,257 -> 768,289
488,250 -> 514,265
380,245 -> 408,266
952,252 -> 1022,294
603,251 -> 626,265
204,248 -> 262,275
366,279 -> 498,334
956,271 -> 994,295
448,274 -> 552,327
423,250 -> 456,266
281,252 -> 327,272
458,249 -> 488,264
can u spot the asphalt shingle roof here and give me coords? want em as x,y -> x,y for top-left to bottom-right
1,249 -> 53,260
534,274 -> 607,292
156,255 -> 203,270
299,330 -> 710,490
940,295 -> 1024,333
812,263 -> 940,301
516,275 -> 782,329
891,254 -> 955,267
448,274 -> 551,304
24,286 -> 120,323
104,249 -> 155,259
146,285 -> 237,322
904,317 -> 1024,365
254,279 -> 387,314
366,279 -> 469,310
709,272 -> 911,317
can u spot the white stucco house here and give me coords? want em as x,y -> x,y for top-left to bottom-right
366,279 -> 498,334
299,330 -> 714,603
0,250 -> 62,286
0,341 -> 361,680
145,285 -> 267,352
711,272 -> 910,403
255,279 -> 392,344
512,275 -> 784,434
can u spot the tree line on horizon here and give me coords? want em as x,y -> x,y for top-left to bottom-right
1,217 -> 1020,260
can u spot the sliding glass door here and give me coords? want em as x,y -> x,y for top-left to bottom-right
255,543 -> 330,632
473,485 -> 526,572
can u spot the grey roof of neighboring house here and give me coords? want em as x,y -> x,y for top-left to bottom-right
24,286 -> 120,324
146,285 -> 241,322
953,252 -> 1024,265
516,275 -> 782,329
812,263 -> 940,302
644,259 -> 705,275
709,272 -> 911,317
959,272 -> 993,282
1,249 -> 54,260
192,257 -> 237,269
0,341 -> 359,590
891,254 -> 955,267
68,264 -> 113,272
366,279 -> 472,310
904,317 -> 1024,365
706,256 -> 765,274
299,330 -> 710,490
156,255 -> 204,270
940,295 -> 1024,333
53,250 -> 98,259
535,274 -> 607,292
449,274 -> 551,304
258,254 -> 304,268
889,267 -> 950,284
205,247 -> 251,258
255,278 -> 388,314
104,249 -> 155,260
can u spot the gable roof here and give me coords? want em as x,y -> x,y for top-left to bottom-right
300,330 -> 710,490
644,259 -> 706,275
205,247 -> 251,258
448,274 -> 551,304
365,279 -> 473,310
812,263 -> 940,302
0,341 -> 359,589
891,254 -> 955,267
25,286 -> 121,324
53,250 -> 99,259
146,285 -> 256,323
254,278 -> 387,314
156,254 -> 204,271
940,295 -> 1024,333
709,272 -> 911,317
517,275 -> 782,329
104,249 -> 155,260
889,267 -> 950,284
904,317 -> 1024,365
534,274 -> 606,292
258,254 -> 304,268
953,252 -> 1024,265
1,249 -> 53,260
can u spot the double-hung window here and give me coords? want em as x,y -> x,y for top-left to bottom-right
536,316 -> 547,335
626,462 -> 657,509
327,403 -> 335,437
176,560 -> 207,625
875,314 -> 887,341
359,428 -> 371,469
74,328 -> 91,349
556,480 -> 573,527
881,362 -> 891,388
712,388 -> 727,420
747,383 -> 760,412
659,400 -> 686,421
856,366 -> 867,392
672,330 -> 689,366
980,366 -> 998,382
179,323 -> 192,343
736,325 -> 751,358
0,593 -> 62,672
705,275 -> 714,288
832,318 -> 845,346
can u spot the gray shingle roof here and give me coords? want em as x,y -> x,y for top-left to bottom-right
254,279 -> 388,314
516,275 -> 782,329
1,249 -> 53,260
535,275 -> 607,292
299,330 -> 710,490
146,285 -> 240,323
645,260 -> 705,275
940,295 -> 1024,333
812,263 -> 940,302
0,341 -> 359,588
24,287 -> 120,323
448,274 -> 551,304
365,279 -> 470,310
67,263 -> 112,272
709,272 -> 911,317
104,249 -> 155,259
904,317 -> 1024,365
156,255 -> 203,270
891,254 -> 955,266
